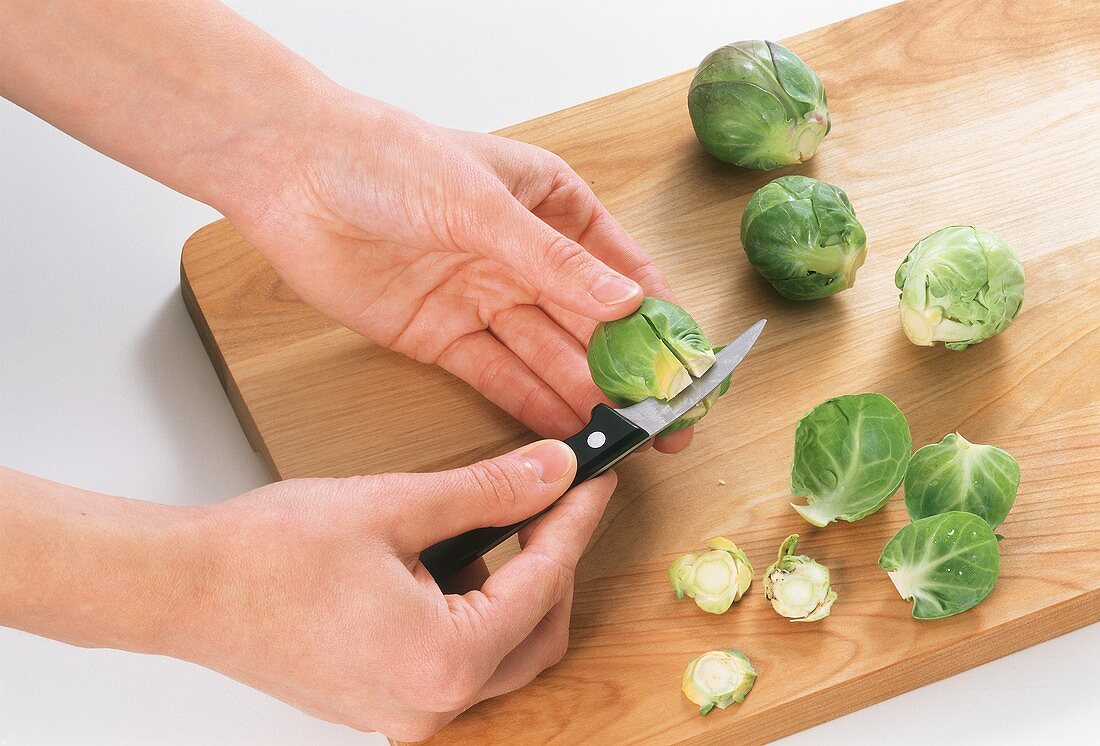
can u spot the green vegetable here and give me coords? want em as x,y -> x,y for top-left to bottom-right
763,534 -> 837,622
661,344 -> 733,433
895,226 -> 1025,350
879,511 -> 1001,619
905,433 -> 1020,529
688,40 -> 830,170
740,175 -> 867,300
790,393 -> 912,526
669,536 -> 754,614
588,298 -> 723,432
681,649 -> 758,716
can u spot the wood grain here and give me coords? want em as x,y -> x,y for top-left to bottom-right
180,0 -> 1100,742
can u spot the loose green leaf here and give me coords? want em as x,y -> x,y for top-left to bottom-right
878,511 -> 1001,619
790,393 -> 912,526
905,433 -> 1020,529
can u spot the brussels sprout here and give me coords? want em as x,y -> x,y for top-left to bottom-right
681,649 -> 757,716
790,393 -> 912,527
741,176 -> 867,300
688,40 -> 830,170
905,433 -> 1020,529
588,298 -> 722,432
895,226 -> 1025,350
879,511 -> 1001,619
660,345 -> 733,433
763,534 -> 837,622
669,536 -> 754,614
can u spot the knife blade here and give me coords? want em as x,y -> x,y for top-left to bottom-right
420,319 -> 766,580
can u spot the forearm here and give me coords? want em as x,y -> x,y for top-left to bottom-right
0,467 -> 216,658
0,0 -> 336,220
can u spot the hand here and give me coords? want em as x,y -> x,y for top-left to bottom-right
226,93 -> 692,452
174,440 -> 612,740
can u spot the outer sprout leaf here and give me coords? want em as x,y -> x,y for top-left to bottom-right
878,511 -> 1001,619
790,393 -> 912,526
767,41 -> 827,110
904,433 -> 1020,529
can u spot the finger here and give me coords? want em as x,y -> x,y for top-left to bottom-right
474,486 -> 575,701
475,580 -> 573,701
459,134 -> 674,311
654,425 -> 694,454
527,169 -> 677,303
451,471 -> 615,665
489,305 -> 606,422
383,438 -> 577,551
539,298 -> 599,349
436,330 -> 583,438
465,192 -> 644,322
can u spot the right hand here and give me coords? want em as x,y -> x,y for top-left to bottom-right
175,439 -> 612,741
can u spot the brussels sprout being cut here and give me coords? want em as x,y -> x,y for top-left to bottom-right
879,511 -> 1001,619
741,176 -> 867,300
764,534 -> 837,622
688,40 -> 830,170
669,536 -> 754,614
660,344 -> 733,433
681,649 -> 757,716
905,433 -> 1020,529
790,393 -> 912,527
895,226 -> 1025,350
588,298 -> 721,432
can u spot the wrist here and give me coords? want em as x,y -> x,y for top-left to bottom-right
211,83 -> 408,240
190,67 -> 344,227
0,468 -> 221,658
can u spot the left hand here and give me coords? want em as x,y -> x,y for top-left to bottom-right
225,92 -> 692,452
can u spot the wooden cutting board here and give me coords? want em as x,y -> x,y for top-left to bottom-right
180,0 -> 1100,742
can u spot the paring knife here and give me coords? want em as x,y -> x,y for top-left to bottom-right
420,319 -> 767,580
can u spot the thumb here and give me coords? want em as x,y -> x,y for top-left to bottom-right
478,196 -> 644,321
384,439 -> 578,551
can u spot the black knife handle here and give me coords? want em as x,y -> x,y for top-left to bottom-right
419,404 -> 650,581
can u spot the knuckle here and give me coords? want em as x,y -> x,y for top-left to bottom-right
474,351 -> 512,397
529,550 -> 575,600
546,153 -> 577,183
421,662 -> 480,712
629,258 -> 672,297
338,474 -> 379,499
468,458 -> 524,515
548,630 -> 570,667
515,384 -> 558,428
542,234 -> 590,278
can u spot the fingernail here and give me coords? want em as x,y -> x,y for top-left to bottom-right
589,274 -> 641,306
524,441 -> 574,483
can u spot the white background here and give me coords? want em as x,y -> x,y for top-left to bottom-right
1,1 -> 1096,743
